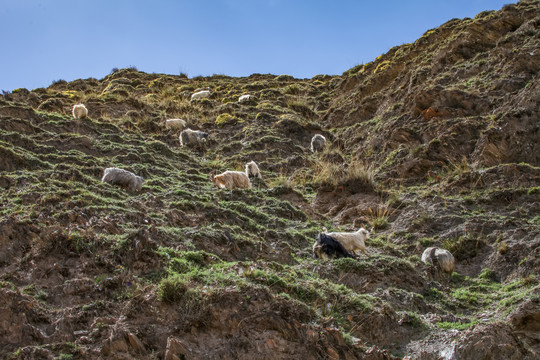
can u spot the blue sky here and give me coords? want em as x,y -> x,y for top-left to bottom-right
1,0 -> 515,91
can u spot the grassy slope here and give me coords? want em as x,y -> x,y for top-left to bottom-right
1,1 -> 539,359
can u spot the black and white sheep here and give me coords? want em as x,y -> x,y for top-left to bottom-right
310,134 -> 327,153
421,247 -> 455,275
101,167 -> 144,192
312,233 -> 355,260
323,228 -> 370,256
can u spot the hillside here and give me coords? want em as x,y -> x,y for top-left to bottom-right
1,1 -> 539,359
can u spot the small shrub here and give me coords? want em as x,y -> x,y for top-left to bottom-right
401,311 -> 428,329
441,233 -> 486,260
497,241 -> 508,254
366,206 -> 393,230
373,60 -> 391,74
183,250 -> 206,265
419,237 -> 435,247
478,268 -> 497,281
334,258 -> 364,272
158,275 -> 189,303
314,160 -> 375,192
451,272 -> 464,283
287,99 -> 316,118
283,84 -> 302,95
215,113 -> 237,127
275,74 -> 294,81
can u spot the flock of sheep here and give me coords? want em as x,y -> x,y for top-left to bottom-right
71,96 -> 455,277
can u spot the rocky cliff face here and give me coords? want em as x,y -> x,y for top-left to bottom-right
0,1 -> 539,359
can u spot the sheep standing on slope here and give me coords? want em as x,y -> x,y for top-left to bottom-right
72,104 -> 88,119
322,227 -> 370,256
191,90 -> 211,101
238,94 -> 253,103
210,167 -> 252,190
180,128 -> 209,149
101,167 -> 144,192
245,161 -> 262,180
313,233 -> 355,260
421,247 -> 455,276
165,118 -> 187,131
311,134 -> 327,153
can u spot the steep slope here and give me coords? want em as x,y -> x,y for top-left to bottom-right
326,0 -> 539,178
1,1 -> 539,359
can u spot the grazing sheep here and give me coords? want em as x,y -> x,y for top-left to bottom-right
191,90 -> 211,101
245,161 -> 262,179
210,170 -> 251,190
421,247 -> 455,275
180,128 -> 209,149
313,233 -> 355,260
310,134 -> 327,153
72,104 -> 88,119
238,94 -> 253,103
165,118 -> 187,131
101,167 -> 144,192
323,228 -> 370,256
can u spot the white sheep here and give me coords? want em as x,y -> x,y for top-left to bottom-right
421,247 -> 455,275
191,90 -> 211,101
323,228 -> 370,256
210,170 -> 251,190
179,128 -> 209,149
311,134 -> 327,153
245,161 -> 262,179
72,104 -> 88,119
238,94 -> 253,103
165,119 -> 187,131
101,167 -> 144,192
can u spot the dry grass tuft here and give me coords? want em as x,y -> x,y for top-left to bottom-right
314,159 -> 375,193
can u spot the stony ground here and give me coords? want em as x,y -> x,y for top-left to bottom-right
1,1 -> 539,359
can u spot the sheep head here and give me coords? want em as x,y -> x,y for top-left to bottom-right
209,170 -> 226,188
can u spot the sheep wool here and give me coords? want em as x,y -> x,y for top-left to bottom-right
245,161 -> 262,179
421,247 -> 455,275
180,128 -> 209,148
238,94 -> 253,103
310,134 -> 326,153
165,119 -> 187,131
101,167 -> 144,192
72,104 -> 88,119
210,170 -> 252,190
191,90 -> 211,101
313,233 -> 355,260
323,228 -> 370,256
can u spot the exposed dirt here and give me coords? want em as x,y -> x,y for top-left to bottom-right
1,1 -> 539,359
